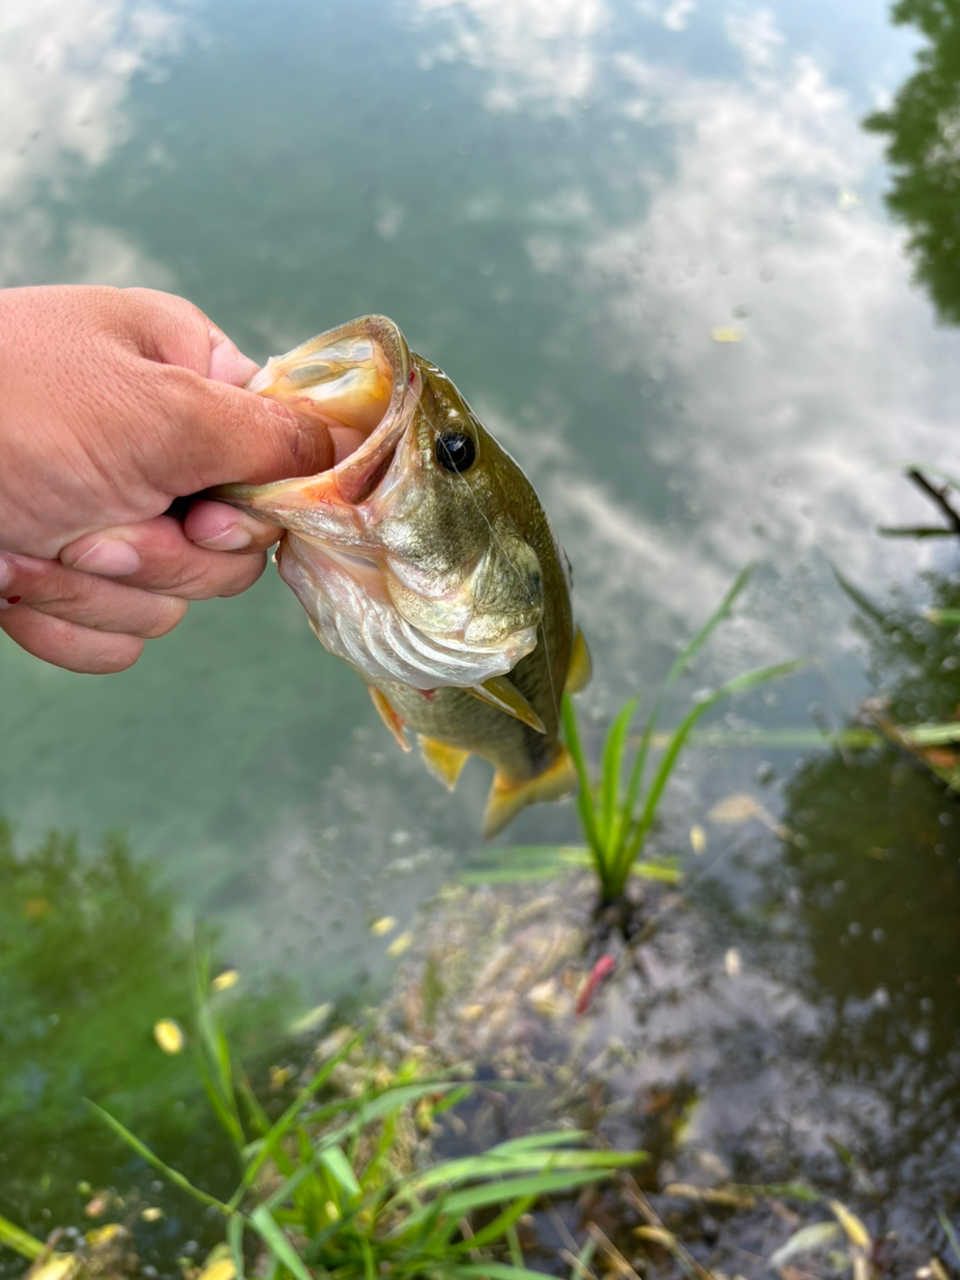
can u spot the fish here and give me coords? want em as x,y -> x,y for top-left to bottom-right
214,314 -> 590,837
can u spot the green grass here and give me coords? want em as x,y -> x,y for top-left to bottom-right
87,961 -> 645,1280
467,568 -> 804,905
563,566 -> 804,902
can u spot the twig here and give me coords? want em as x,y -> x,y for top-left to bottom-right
586,1223 -> 642,1280
907,469 -> 960,535
560,1246 -> 598,1280
621,1177 -> 714,1280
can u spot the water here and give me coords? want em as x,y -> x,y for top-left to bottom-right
3,0 -> 960,1267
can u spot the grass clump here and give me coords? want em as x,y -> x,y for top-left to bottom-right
563,566 -> 804,904
87,957 -> 644,1280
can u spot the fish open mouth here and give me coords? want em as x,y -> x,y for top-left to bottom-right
214,315 -> 417,516
247,315 -> 414,505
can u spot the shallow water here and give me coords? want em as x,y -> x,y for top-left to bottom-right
3,0 -> 960,1265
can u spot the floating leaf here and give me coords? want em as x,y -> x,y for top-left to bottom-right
828,1199 -> 871,1249
768,1221 -> 841,1269
707,794 -> 761,825
152,1018 -> 185,1054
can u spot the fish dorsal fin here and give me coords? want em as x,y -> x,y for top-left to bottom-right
482,745 -> 578,838
417,735 -> 470,791
468,676 -> 546,734
565,625 -> 592,694
368,686 -> 411,752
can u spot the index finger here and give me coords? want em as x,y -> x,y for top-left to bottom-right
183,499 -> 283,552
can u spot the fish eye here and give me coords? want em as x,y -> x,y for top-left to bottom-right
435,431 -> 476,474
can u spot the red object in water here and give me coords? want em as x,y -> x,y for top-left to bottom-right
575,954 -> 617,1015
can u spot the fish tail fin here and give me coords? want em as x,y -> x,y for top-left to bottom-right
418,735 -> 470,791
482,746 -> 578,839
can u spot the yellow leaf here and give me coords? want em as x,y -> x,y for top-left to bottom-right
828,1199 -> 871,1249
196,1260 -> 236,1280
27,1257 -> 76,1280
707,793 -> 761,825
386,930 -> 414,957
152,1018 -> 185,1054
689,824 -> 707,855
370,916 -> 397,936
212,968 -> 239,992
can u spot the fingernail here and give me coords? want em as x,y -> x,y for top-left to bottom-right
72,538 -> 142,577
0,557 -> 11,593
195,527 -> 253,551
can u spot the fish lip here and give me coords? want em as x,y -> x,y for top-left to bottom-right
211,315 -> 419,512
329,315 -> 415,505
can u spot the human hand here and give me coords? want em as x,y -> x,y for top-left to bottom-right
0,285 -> 335,673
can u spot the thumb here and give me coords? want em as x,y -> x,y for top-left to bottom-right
154,364 -> 336,492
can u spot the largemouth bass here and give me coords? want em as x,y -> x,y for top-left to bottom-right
216,315 -> 590,836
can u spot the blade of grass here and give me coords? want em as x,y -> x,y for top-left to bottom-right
236,1067 -> 273,1139
227,1213 -> 246,1280
402,1148 -> 645,1196
661,563 -> 756,693
231,1031 -> 364,1207
0,1214 -> 44,1261
486,1131 -> 589,1153
568,1234 -> 598,1280
260,1083 -> 466,1215
195,1048 -> 246,1152
562,695 -> 601,857
601,699 -> 637,848
449,1193 -> 538,1252
317,1147 -> 361,1201
250,1206 -> 313,1280
396,1169 -> 614,1234
453,1265 -> 571,1280
831,565 -> 889,628
615,659 -> 806,892
938,1211 -> 960,1268
87,1101 -> 232,1215
616,564 -> 755,854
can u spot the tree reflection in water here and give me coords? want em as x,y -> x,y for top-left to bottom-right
745,570 -> 960,1194
866,0 -> 960,324
0,824 -> 293,1270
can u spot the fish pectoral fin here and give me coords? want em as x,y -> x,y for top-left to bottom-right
482,746 -> 578,839
468,676 -> 546,734
565,625 -> 592,694
368,686 -> 411,752
417,735 -> 470,791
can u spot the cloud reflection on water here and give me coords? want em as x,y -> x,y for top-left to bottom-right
411,0 -> 605,112
0,0 -> 183,286
477,7 -> 960,684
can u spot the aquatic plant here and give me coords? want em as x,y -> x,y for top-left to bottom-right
562,567 -> 804,904
90,964 -> 645,1280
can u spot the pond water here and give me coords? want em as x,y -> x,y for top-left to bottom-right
4,0 -> 960,1270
